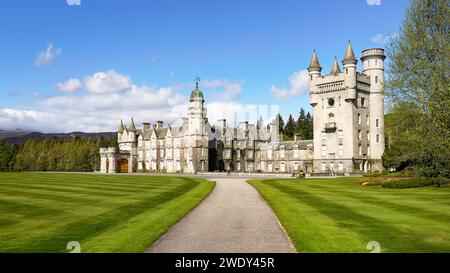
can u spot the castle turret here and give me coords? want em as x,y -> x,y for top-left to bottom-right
128,118 -> 136,132
361,48 -> 386,170
186,78 -> 208,174
342,41 -> 357,100
330,57 -> 342,76
188,80 -> 207,135
118,120 -> 124,134
308,50 -> 322,107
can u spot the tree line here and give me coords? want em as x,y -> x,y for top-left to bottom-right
0,137 -> 117,172
258,108 -> 313,141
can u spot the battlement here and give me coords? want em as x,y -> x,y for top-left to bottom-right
100,147 -> 117,154
361,48 -> 385,59
316,80 -> 345,94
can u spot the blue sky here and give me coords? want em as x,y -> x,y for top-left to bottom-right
0,0 -> 409,132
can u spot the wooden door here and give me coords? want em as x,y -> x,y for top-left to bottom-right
117,159 -> 129,173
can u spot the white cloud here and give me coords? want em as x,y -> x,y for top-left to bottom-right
0,109 -> 56,132
54,78 -> 82,93
202,79 -> 243,101
367,0 -> 381,6
270,69 -> 309,99
84,70 -> 132,94
371,33 -> 396,45
205,102 -> 280,128
35,43 -> 62,66
1,70 -> 272,133
67,0 -> 81,6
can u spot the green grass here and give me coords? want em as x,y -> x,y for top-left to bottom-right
249,177 -> 450,253
0,172 -> 214,253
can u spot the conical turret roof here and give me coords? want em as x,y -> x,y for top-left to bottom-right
307,50 -> 322,71
331,57 -> 342,75
342,41 -> 357,64
118,120 -> 124,133
128,118 -> 136,132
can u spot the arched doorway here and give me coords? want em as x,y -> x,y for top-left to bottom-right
106,159 -> 110,173
117,158 -> 129,173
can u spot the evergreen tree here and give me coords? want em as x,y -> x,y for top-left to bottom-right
305,112 -> 313,139
256,116 -> 264,130
296,108 -> 306,139
275,113 -> 285,135
284,114 -> 297,139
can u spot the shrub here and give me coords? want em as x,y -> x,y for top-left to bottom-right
430,177 -> 450,188
382,178 -> 449,189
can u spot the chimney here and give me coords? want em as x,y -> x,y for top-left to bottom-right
270,119 -> 280,143
142,122 -> 150,132
155,121 -> 163,129
238,121 -> 249,131
182,117 -> 188,127
294,134 -> 301,141
215,119 -> 227,131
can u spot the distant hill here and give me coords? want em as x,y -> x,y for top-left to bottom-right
1,130 -> 116,144
0,129 -> 31,140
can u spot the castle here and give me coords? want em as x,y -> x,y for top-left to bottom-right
100,43 -> 385,174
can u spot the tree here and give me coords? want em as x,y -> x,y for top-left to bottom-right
296,108 -> 306,138
305,112 -> 313,139
284,114 -> 297,139
256,116 -> 264,130
275,113 -> 285,135
385,0 -> 449,177
382,102 -> 422,172
0,140 -> 18,171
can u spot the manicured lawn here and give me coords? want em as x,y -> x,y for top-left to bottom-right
249,177 -> 450,253
0,173 -> 214,252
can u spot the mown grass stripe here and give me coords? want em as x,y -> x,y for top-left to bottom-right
0,179 -> 173,193
5,179 -> 198,252
250,178 -> 450,253
285,181 -> 450,225
0,173 -> 214,253
269,180 -> 450,252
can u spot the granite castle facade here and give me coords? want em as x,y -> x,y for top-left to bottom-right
100,43 -> 385,174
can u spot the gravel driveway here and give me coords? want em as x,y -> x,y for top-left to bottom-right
147,178 -> 295,253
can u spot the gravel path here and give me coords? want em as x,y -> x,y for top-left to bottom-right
147,178 -> 295,253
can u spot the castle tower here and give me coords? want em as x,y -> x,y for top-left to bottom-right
309,42 -> 384,174
361,48 -> 386,171
187,80 -> 207,136
186,78 -> 208,173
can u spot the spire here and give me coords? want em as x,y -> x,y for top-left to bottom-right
307,50 -> 322,72
118,120 -> 124,133
128,118 -> 136,132
331,57 -> 342,75
342,40 -> 357,65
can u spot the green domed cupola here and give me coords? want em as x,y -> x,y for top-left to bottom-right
190,78 -> 204,102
